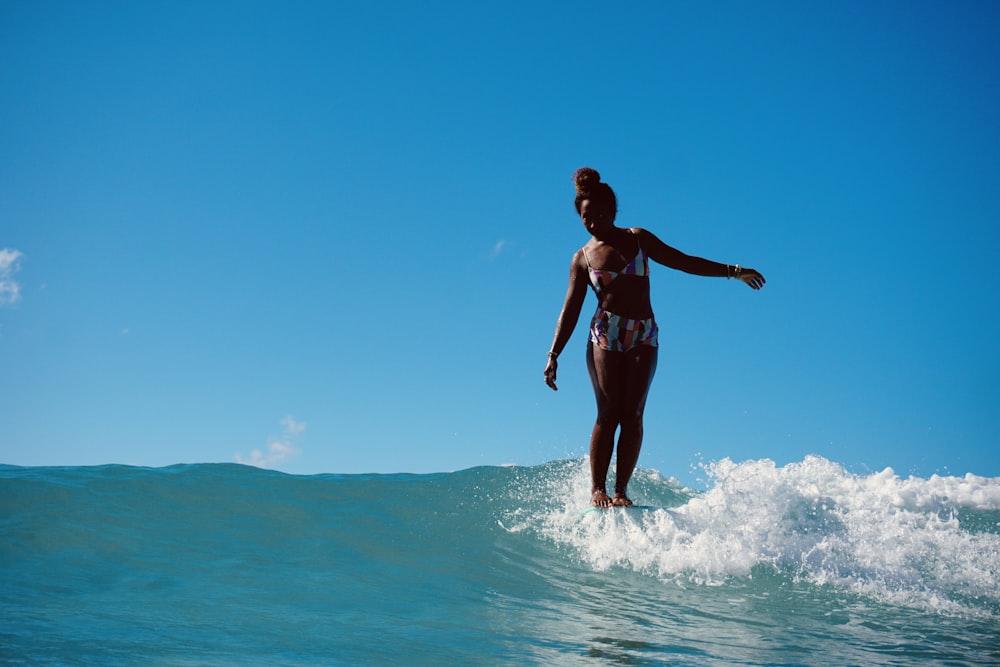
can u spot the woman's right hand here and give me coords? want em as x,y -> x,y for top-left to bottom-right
544,357 -> 558,391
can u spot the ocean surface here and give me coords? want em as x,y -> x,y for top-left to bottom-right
2,456 -> 998,666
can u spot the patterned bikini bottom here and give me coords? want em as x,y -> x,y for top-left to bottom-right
588,307 -> 659,352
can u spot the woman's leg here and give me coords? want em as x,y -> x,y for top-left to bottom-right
612,346 -> 658,504
586,341 -> 623,507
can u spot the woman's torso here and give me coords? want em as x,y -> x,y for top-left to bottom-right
581,229 -> 654,319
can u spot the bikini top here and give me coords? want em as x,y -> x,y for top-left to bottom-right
583,236 -> 649,294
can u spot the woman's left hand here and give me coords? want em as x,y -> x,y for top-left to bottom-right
739,268 -> 766,290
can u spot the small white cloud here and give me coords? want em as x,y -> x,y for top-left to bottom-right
237,441 -> 297,468
236,416 -> 306,468
491,240 -> 508,257
281,416 -> 306,437
0,248 -> 24,306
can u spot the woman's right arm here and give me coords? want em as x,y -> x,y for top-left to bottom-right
544,251 -> 589,391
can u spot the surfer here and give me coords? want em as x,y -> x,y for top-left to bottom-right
544,167 -> 765,508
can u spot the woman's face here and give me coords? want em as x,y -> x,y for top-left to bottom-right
579,198 -> 614,238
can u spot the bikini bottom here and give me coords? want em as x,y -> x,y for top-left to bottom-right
588,307 -> 659,352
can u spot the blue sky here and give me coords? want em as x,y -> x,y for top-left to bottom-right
2,1 -> 998,485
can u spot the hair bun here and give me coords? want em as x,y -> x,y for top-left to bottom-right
572,167 -> 601,196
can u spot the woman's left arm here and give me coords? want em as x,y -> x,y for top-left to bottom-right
635,228 -> 765,290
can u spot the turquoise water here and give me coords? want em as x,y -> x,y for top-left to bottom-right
2,456 -> 998,665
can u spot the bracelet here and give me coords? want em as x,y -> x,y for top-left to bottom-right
727,264 -> 741,279
547,351 -> 558,359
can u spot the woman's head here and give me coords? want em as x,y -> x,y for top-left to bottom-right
573,167 -> 617,234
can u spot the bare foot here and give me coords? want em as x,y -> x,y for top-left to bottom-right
612,494 -> 633,507
592,490 -> 613,508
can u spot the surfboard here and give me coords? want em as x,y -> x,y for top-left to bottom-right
580,504 -> 668,517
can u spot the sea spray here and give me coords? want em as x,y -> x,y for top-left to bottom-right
525,456 -> 1000,617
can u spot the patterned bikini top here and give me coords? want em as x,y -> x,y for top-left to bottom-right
583,237 -> 649,294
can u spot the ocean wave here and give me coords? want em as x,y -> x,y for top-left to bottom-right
2,456 -> 998,665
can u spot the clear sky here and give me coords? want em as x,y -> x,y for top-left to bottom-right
2,1 -> 998,486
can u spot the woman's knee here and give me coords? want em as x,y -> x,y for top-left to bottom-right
619,408 -> 645,432
594,405 -> 622,429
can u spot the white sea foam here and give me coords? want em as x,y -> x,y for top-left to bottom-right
536,455 -> 1000,617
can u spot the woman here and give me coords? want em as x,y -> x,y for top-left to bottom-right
544,167 -> 765,508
